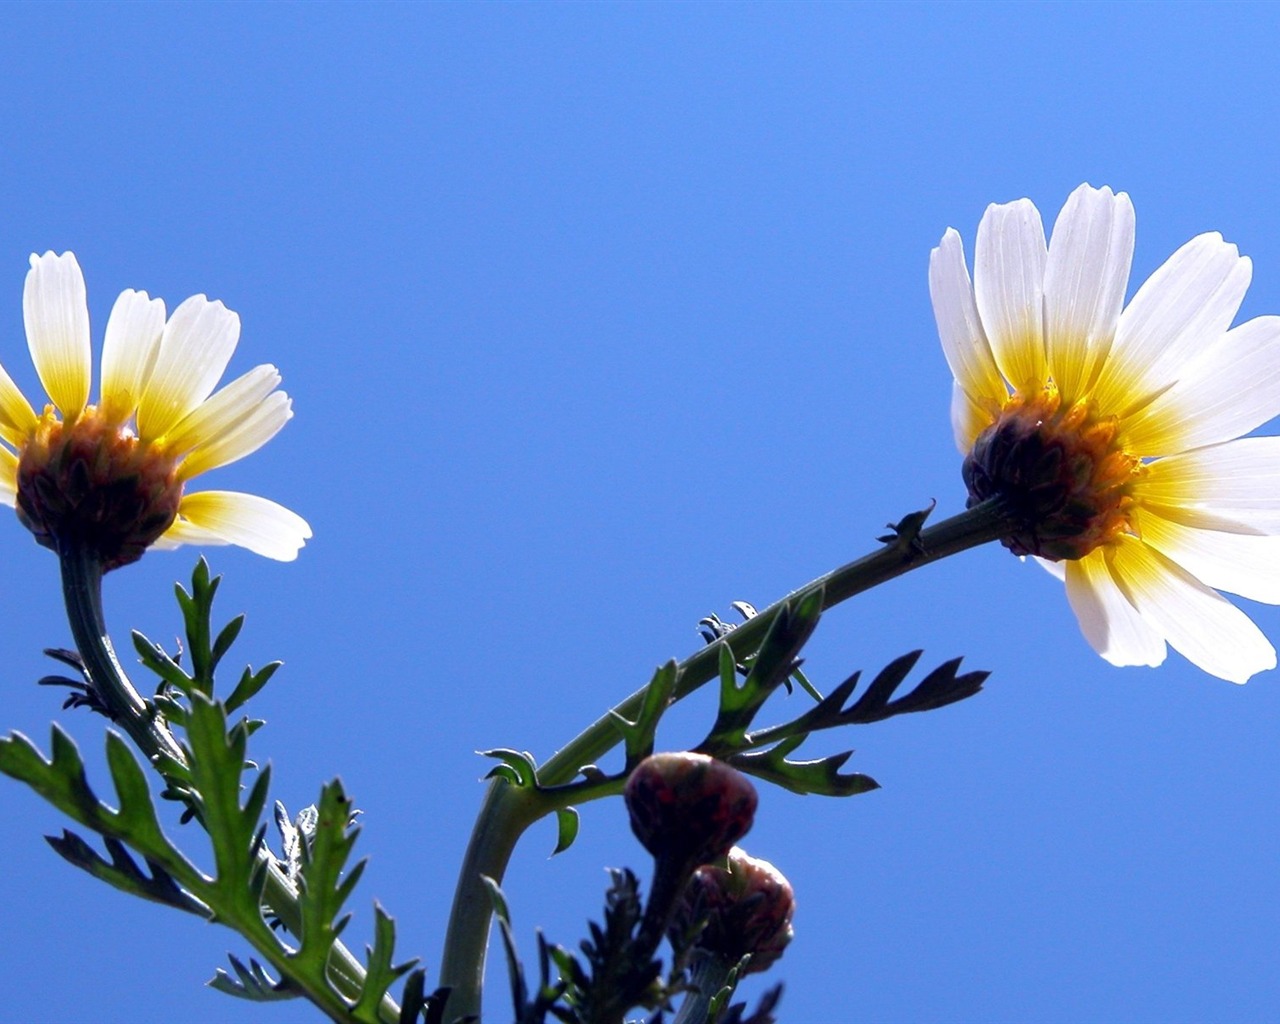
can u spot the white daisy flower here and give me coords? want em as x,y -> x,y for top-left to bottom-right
5,251 -> 310,570
932,184 -> 1280,682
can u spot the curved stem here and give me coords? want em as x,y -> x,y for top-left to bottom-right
58,548 -> 393,1023
436,781 -> 542,1014
439,498 -> 1012,1017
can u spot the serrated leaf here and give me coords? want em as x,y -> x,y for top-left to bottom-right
0,728 -> 209,901
847,650 -> 924,720
183,694 -> 275,921
700,592 -> 822,751
744,588 -> 822,696
351,903 -> 419,1022
287,779 -> 365,987
552,808 -> 580,855
104,732 -> 175,855
606,660 -> 679,767
45,830 -> 208,915
728,743 -> 879,797
878,656 -> 988,717
208,954 -> 300,1002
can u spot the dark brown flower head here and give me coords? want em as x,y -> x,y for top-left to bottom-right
624,752 -> 758,869
16,406 -> 182,570
962,384 -> 1142,561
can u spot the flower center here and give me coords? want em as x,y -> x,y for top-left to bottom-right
962,384 -> 1143,561
15,406 -> 183,570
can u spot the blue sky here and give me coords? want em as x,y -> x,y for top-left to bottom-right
0,3 -> 1278,1022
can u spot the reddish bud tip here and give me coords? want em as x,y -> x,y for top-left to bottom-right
673,846 -> 795,974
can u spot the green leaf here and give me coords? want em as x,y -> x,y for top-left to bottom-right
181,695 -> 286,934
103,732 -> 176,856
484,875 -> 531,1021
211,614 -> 246,676
224,662 -> 281,714
877,498 -> 937,552
208,955 -> 300,1002
606,660 -> 679,768
180,558 -> 219,691
288,780 -> 366,979
700,591 -> 822,752
785,650 -> 989,732
553,807 -> 580,855
351,904 -> 419,1023
396,969 -> 427,1024
728,740 -> 880,797
481,748 -> 539,788
131,631 -> 193,695
0,727 -> 209,898
45,831 -> 207,915
483,874 -> 512,926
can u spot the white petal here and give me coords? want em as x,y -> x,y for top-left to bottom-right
1042,184 -> 1135,403
974,198 -> 1048,392
0,359 -> 36,445
1034,556 -> 1066,581
24,251 -> 91,417
99,290 -> 166,422
0,445 -> 17,505
175,490 -> 311,561
1095,233 -> 1250,417
1106,535 -> 1275,683
162,364 -> 282,456
1140,436 -> 1280,530
1132,504 -> 1280,602
950,381 -> 994,454
153,516 -> 230,550
1121,316 -> 1280,454
137,296 -> 240,440
177,391 -> 292,480
1064,550 -> 1166,668
930,229 -> 1005,406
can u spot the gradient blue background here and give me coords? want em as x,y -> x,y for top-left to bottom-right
0,4 -> 1277,1022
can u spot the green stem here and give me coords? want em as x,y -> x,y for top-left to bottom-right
671,956 -> 739,1024
439,498 -> 1012,1018
58,548 -> 395,1023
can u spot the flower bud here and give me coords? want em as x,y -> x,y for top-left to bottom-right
624,752 -> 757,870
672,847 -> 795,974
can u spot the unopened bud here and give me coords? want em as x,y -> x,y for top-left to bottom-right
624,752 -> 757,869
673,847 -> 794,974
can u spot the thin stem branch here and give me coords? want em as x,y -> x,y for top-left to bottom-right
58,548 -> 394,1023
439,498 -> 1012,1018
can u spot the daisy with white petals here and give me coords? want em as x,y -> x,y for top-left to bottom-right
932,184 -> 1280,682
3,251 -> 310,570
